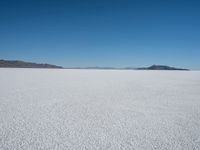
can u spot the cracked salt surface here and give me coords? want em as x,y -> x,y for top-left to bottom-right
0,68 -> 200,150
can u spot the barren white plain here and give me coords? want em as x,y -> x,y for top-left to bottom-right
0,69 -> 200,150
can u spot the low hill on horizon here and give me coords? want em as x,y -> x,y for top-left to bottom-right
137,65 -> 189,70
0,59 -> 63,68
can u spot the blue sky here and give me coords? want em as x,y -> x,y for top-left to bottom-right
0,0 -> 200,69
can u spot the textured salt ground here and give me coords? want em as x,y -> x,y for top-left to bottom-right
0,69 -> 200,150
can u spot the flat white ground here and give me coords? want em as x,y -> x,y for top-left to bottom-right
0,69 -> 200,150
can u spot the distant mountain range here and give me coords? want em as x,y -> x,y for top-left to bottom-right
0,60 -> 63,68
67,65 -> 189,70
0,59 -> 189,70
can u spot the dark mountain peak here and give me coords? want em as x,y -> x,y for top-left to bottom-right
0,59 -> 63,68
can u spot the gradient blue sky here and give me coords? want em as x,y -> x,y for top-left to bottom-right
0,0 -> 200,69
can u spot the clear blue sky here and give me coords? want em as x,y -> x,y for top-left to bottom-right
0,0 -> 200,69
